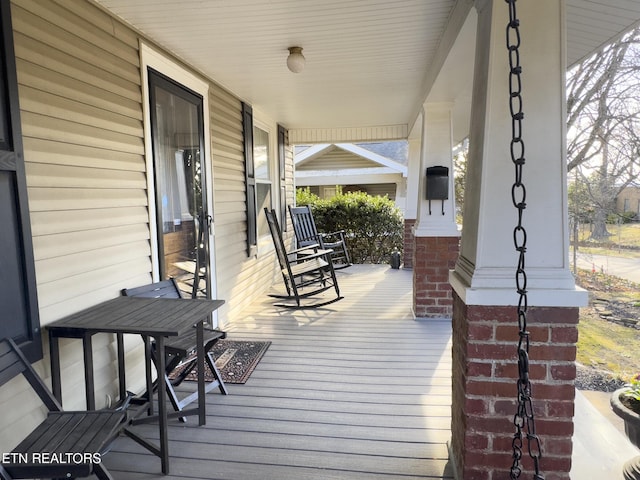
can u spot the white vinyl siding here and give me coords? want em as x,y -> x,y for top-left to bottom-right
289,125 -> 408,144
210,91 -> 290,319
362,183 -> 397,199
298,149 -> 385,171
13,0 -> 148,324
3,0 -> 148,445
2,0 -> 290,449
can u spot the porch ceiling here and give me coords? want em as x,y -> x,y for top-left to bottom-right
93,0 -> 640,141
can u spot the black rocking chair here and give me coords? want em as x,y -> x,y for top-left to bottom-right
264,207 -> 343,308
289,205 -> 352,270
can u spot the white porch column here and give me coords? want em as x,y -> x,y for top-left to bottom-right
449,2 -> 587,480
450,0 -> 584,307
414,103 -> 459,236
402,121 -> 423,268
393,181 -> 406,213
412,103 -> 460,318
405,123 -> 422,222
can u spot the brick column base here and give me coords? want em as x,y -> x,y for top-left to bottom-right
403,219 -> 416,269
451,291 -> 578,480
413,235 -> 459,318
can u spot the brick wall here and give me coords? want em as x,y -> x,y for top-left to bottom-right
451,292 -> 579,480
403,219 -> 416,268
413,235 -> 459,318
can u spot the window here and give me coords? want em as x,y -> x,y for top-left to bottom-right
624,198 -> 630,212
254,125 -> 273,238
278,125 -> 287,231
242,104 -> 280,256
323,186 -> 338,199
242,103 -> 256,256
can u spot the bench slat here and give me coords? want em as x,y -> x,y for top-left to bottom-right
165,328 -> 226,356
0,338 -> 125,479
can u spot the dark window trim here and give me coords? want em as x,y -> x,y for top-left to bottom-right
242,102 -> 257,257
1,0 -> 42,362
277,124 -> 287,231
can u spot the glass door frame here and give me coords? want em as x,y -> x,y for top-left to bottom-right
148,68 -> 209,297
140,43 -> 218,306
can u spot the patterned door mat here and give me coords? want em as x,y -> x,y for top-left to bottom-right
172,340 -> 271,384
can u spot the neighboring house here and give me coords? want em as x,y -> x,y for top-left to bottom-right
294,142 -> 408,212
616,186 -> 640,219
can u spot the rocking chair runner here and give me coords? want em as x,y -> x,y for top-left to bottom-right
264,208 -> 343,308
289,205 -> 352,270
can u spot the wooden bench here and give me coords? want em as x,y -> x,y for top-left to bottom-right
121,279 -> 228,417
0,337 -> 126,480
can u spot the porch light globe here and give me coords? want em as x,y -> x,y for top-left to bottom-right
287,47 -> 305,73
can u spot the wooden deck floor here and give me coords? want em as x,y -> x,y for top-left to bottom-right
103,264 -> 454,479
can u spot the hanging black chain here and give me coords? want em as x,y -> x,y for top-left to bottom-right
506,1 -> 544,479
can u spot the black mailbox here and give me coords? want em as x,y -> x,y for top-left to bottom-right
426,166 -> 448,215
426,166 -> 449,200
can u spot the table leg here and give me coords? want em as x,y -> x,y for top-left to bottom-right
82,332 -> 95,410
143,335 -> 154,415
155,335 -> 169,474
49,334 -> 62,404
197,320 -> 206,426
116,333 -> 126,402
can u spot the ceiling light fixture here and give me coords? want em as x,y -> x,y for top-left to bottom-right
286,46 -> 305,73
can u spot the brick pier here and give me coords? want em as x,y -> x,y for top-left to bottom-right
450,293 -> 579,480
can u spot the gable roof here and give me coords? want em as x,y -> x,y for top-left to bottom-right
295,143 -> 407,176
356,142 -> 408,165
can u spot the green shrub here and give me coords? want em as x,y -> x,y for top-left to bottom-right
607,211 -> 637,224
295,189 -> 403,264
295,186 -> 320,206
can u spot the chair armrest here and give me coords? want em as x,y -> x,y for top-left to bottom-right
203,325 -> 226,335
319,231 -> 347,243
199,323 -> 227,339
289,249 -> 333,264
320,230 -> 346,237
289,243 -> 321,254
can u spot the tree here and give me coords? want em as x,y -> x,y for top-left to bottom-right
567,26 -> 640,239
568,173 -> 594,224
453,138 -> 468,223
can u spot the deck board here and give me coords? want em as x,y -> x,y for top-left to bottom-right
102,264 -> 454,479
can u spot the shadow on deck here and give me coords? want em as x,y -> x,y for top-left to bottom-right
103,264 -> 455,479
